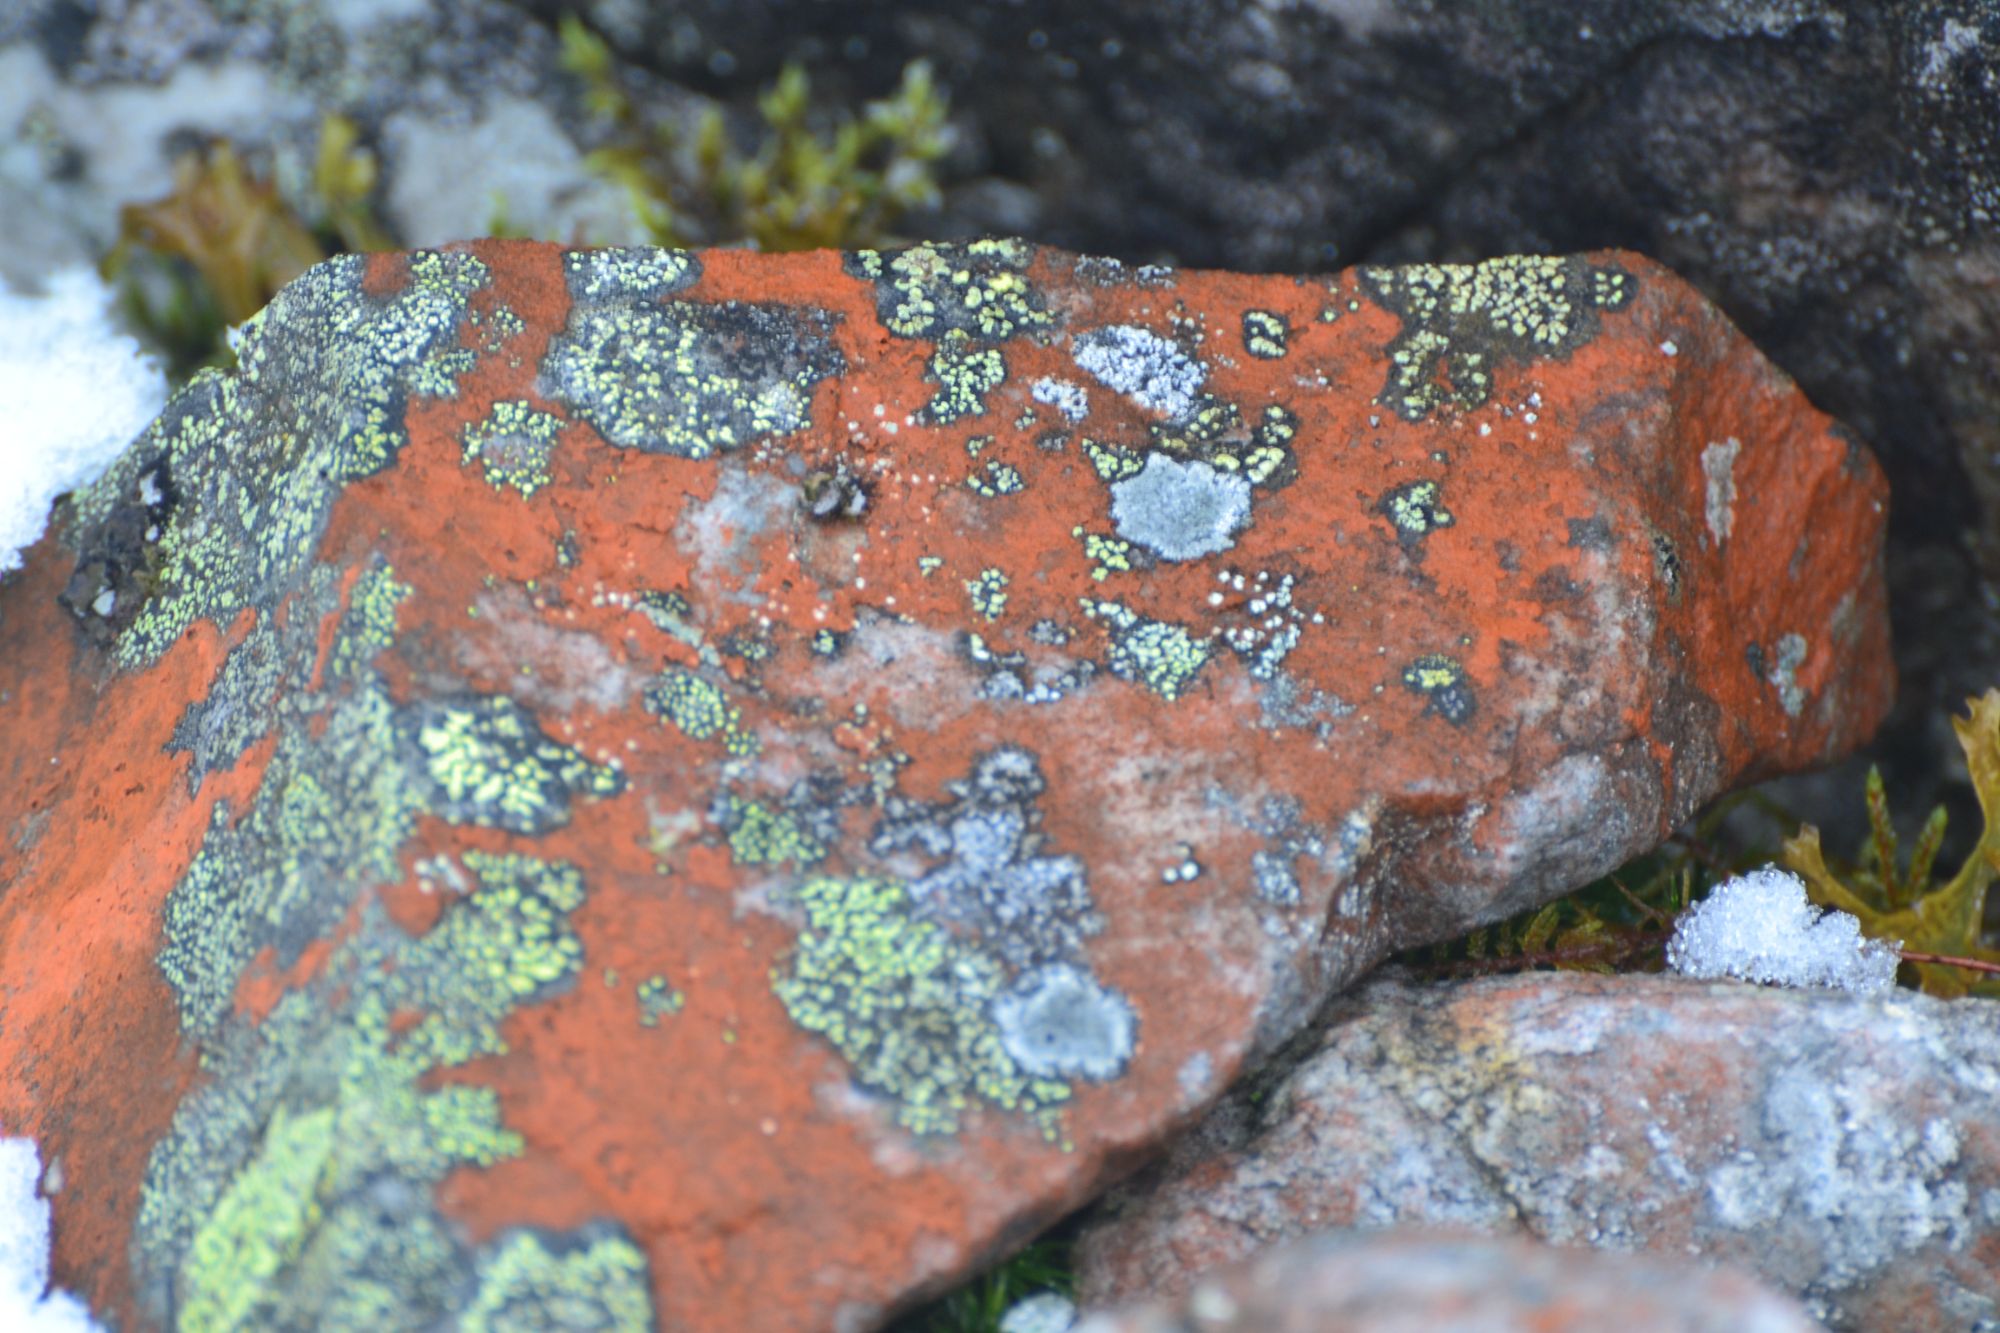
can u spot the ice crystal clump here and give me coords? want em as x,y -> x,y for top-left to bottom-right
1666,866 -> 1901,994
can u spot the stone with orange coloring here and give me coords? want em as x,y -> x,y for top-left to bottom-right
0,239 -> 1889,1331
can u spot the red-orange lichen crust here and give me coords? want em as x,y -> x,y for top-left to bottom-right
0,240 -> 1890,1330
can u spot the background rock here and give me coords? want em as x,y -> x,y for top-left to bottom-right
1074,1229 -> 1821,1333
1,240 -> 1887,1329
1076,970 -> 2000,1332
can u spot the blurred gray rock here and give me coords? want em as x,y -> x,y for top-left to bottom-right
1074,1229 -> 1821,1333
1075,970 -> 2000,1332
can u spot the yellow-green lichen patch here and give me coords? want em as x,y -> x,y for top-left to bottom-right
921,329 -> 1006,424
168,565 -> 341,794
563,246 -> 698,301
1084,438 -> 1145,481
643,665 -> 761,757
408,697 -> 626,833
967,458 -> 1025,497
720,794 -> 830,867
1080,531 -> 1135,581
1401,652 -> 1477,725
966,566 -> 1010,621
63,251 -> 495,668
136,848 -> 648,1332
460,1227 -> 653,1333
1083,599 -> 1214,702
1361,255 -> 1635,421
1242,310 -> 1289,359
849,239 -> 1055,342
773,874 -> 1070,1136
462,400 -> 567,497
541,299 -> 842,459
772,748 -> 1136,1136
636,975 -> 685,1026
1378,479 -> 1455,559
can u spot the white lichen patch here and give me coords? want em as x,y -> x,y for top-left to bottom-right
1701,437 -> 1741,545
1768,633 -> 1809,718
1110,453 -> 1252,561
1031,376 -> 1090,423
1071,325 -> 1206,422
992,962 -> 1137,1081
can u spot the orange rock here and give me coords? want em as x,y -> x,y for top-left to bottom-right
0,240 -> 1889,1330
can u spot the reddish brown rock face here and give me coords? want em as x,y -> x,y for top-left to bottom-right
0,240 -> 1889,1330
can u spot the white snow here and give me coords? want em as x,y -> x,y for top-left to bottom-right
0,1138 -> 101,1332
1,267 -> 165,574
1666,866 -> 1901,994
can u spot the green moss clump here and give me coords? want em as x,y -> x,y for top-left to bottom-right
561,16 -> 952,251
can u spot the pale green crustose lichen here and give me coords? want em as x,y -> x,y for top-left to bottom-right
462,400 -> 567,497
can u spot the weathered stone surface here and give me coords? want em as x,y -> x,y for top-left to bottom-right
1074,1230 -> 1820,1333
1076,972 -> 2000,1333
0,240 -> 1887,1329
534,0 -> 1998,858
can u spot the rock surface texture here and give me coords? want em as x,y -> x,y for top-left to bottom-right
0,240 -> 1889,1330
1076,972 -> 2000,1333
1074,1230 -> 1821,1333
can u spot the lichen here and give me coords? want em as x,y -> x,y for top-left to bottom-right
921,329 -> 1007,424
1109,453 -> 1253,562
65,251 -> 497,668
1082,599 -> 1213,701
771,749 -> 1134,1136
541,298 -> 842,459
851,239 -> 1054,342
462,400 -> 567,497
460,1228 -> 653,1333
643,665 -> 761,758
1361,256 -> 1635,420
1402,652 -> 1477,725
1071,324 -> 1206,422
1241,310 -> 1289,359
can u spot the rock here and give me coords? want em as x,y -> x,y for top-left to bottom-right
1075,971 -> 2000,1333
0,240 -> 1887,1329
534,0 -> 1999,863
1074,1229 -> 1821,1333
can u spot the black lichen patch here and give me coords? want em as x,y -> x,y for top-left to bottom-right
1360,256 -> 1635,421
1567,515 -> 1614,551
541,298 -> 843,459
1401,652 -> 1477,725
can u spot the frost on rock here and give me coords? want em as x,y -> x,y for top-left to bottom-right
0,1137 -> 102,1332
0,268 -> 165,574
1666,867 -> 1901,994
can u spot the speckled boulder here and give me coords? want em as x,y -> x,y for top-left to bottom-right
1073,1229 -> 1820,1333
1076,972 -> 2000,1333
0,240 -> 1887,1330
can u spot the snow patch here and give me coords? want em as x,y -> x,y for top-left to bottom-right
1666,866 -> 1900,994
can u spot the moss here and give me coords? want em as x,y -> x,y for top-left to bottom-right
462,400 -> 567,498
563,19 -> 951,252
1361,256 -> 1635,420
542,297 -> 842,459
